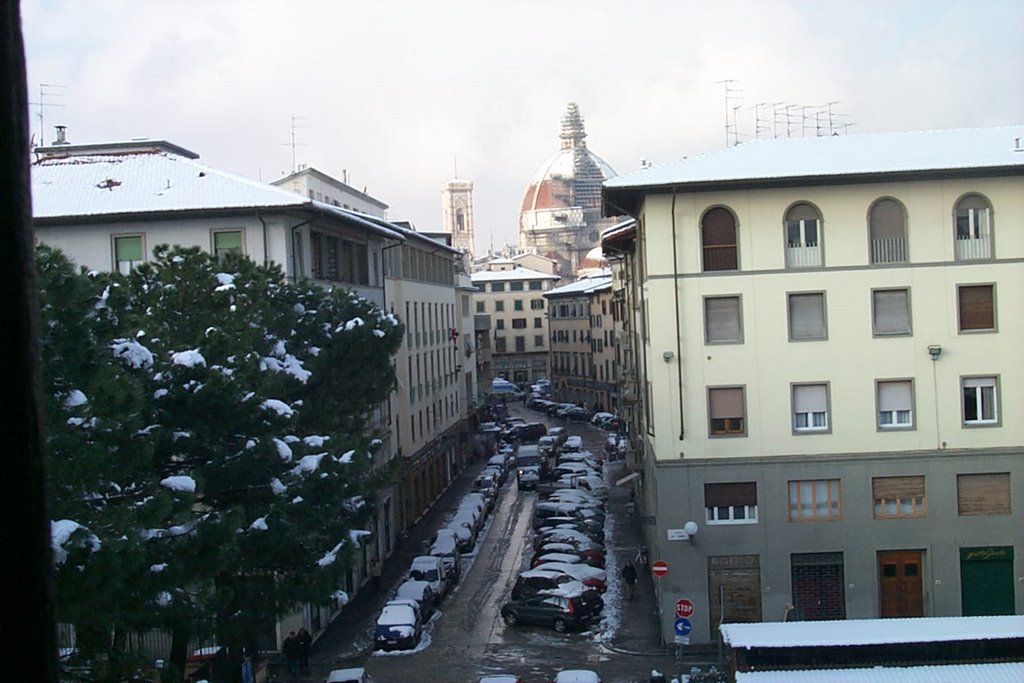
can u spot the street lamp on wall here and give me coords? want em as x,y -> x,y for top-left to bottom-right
928,345 -> 942,361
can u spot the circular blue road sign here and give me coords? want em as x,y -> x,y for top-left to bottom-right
674,617 -> 692,636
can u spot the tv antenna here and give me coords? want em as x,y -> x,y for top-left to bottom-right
281,116 -> 309,172
716,79 -> 742,146
28,83 -> 66,146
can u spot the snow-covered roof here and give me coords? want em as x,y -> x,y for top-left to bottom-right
470,267 -> 559,282
544,273 -> 612,297
31,145 -> 407,241
720,615 -> 1024,649
735,662 -> 1024,683
33,149 -> 310,218
605,126 -> 1024,191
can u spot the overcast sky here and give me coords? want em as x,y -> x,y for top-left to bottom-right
23,0 -> 1024,250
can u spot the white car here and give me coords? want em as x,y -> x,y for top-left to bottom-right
326,667 -> 375,683
554,670 -> 602,683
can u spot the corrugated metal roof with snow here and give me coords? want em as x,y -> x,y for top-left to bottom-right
32,150 -> 311,219
544,273 -> 612,297
735,662 -> 1024,683
605,125 -> 1024,191
720,615 -> 1024,649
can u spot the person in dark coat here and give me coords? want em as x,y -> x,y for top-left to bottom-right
621,560 -> 639,600
296,627 -> 312,672
282,631 -> 300,678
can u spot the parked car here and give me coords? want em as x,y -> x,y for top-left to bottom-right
478,676 -> 525,683
532,561 -> 607,592
532,542 -> 605,568
560,435 -> 584,452
535,528 -> 605,552
590,412 -> 614,428
501,594 -> 597,633
539,518 -> 605,543
373,604 -> 421,651
429,532 -> 462,582
508,422 -> 547,443
444,521 -> 475,553
409,555 -> 449,598
393,580 -> 436,618
552,670 -> 602,683
326,667 -> 375,683
561,406 -> 592,421
511,570 -> 603,614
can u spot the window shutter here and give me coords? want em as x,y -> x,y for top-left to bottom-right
214,231 -> 242,250
873,476 -> 924,500
702,208 -> 736,246
870,199 -> 905,240
705,297 -> 741,342
878,381 -> 912,412
794,385 -> 827,412
789,294 -> 825,339
709,388 -> 744,419
705,482 -> 757,507
957,473 -> 1011,515
958,285 -> 994,330
873,290 -> 910,335
115,236 -> 142,261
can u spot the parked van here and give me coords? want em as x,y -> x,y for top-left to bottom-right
409,555 -> 449,598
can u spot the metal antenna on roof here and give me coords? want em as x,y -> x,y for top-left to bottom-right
716,79 -> 742,146
28,83 -> 66,146
281,116 -> 309,173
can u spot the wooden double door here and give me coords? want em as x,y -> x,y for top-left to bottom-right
878,550 -> 924,617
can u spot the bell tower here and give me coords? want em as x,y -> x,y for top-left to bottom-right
441,177 -> 474,260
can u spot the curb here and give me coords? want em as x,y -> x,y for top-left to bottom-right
600,640 -> 672,657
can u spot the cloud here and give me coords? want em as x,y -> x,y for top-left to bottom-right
23,0 -> 1024,248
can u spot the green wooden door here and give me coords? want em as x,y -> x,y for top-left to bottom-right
960,546 -> 1014,616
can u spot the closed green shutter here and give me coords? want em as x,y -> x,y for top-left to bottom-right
115,236 -> 142,261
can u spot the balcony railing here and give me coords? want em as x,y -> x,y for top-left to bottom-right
870,238 -> 907,264
702,245 -> 738,271
955,235 -> 992,261
786,244 -> 822,268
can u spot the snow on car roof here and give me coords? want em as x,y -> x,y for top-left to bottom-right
377,604 -> 416,625
720,615 -> 1024,649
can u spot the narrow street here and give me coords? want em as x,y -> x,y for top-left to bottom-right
338,404 -> 689,683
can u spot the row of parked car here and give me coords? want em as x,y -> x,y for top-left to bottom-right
500,430 -> 611,634
372,444 -> 520,653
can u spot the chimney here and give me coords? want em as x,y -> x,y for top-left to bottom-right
54,125 -> 69,145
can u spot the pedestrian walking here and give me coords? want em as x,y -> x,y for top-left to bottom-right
369,557 -> 383,593
296,626 -> 312,672
282,631 -> 300,680
621,560 -> 638,600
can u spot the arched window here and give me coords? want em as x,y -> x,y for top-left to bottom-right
869,199 -> 907,264
954,194 -> 993,260
785,203 -> 822,268
701,207 -> 738,271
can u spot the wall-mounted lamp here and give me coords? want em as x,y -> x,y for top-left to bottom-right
662,351 -> 675,363
927,345 -> 942,361
683,520 -> 699,542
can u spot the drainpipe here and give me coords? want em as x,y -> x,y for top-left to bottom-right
670,190 -> 684,440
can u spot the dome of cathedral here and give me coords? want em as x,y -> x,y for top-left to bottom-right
576,246 -> 609,276
519,103 -> 617,214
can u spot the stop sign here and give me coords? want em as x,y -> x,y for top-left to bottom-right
652,560 -> 669,577
676,598 -> 694,618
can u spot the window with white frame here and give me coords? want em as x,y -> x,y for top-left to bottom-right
954,194 -> 993,260
704,296 -> 743,344
872,289 -> 911,336
785,203 -> 822,268
212,230 -> 243,262
793,384 -> 829,432
962,376 -> 998,426
113,235 -> 144,274
704,482 -> 758,524
877,380 -> 913,429
788,292 -> 826,341
869,198 -> 908,264
788,479 -> 841,521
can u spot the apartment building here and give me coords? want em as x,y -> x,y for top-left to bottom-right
602,126 -> 1024,645
544,272 -> 618,411
470,263 -> 560,384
